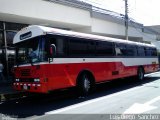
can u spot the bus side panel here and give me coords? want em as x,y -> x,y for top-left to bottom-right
43,61 -> 140,92
43,64 -> 77,91
13,62 -> 159,93
144,64 -> 159,74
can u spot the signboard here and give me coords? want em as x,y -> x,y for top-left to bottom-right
20,31 -> 32,40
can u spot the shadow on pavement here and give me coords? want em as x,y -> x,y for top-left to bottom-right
0,75 -> 160,119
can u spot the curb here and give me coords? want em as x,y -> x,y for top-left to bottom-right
0,91 -> 26,102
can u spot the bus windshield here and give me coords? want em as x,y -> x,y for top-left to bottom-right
15,36 -> 48,65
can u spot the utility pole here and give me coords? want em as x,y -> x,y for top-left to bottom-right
124,0 -> 128,40
3,22 -> 9,80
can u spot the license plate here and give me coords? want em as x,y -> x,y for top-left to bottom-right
23,85 -> 28,90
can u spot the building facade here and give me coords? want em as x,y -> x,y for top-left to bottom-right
0,22 -> 28,78
0,0 -> 159,81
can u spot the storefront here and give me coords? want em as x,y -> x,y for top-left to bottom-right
0,21 -> 28,81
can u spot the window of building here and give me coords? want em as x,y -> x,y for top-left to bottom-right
0,21 -> 3,30
5,22 -> 28,31
0,31 -> 3,47
0,22 -> 29,77
0,31 -> 3,61
6,31 -> 17,46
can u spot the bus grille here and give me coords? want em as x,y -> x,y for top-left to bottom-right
21,69 -> 31,76
19,78 -> 34,82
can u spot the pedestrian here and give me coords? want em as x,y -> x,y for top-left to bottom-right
0,61 -> 4,81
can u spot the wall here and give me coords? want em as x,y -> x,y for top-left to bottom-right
0,0 -> 158,44
0,0 -> 91,28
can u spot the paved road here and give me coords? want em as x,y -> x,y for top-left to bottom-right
0,72 -> 160,120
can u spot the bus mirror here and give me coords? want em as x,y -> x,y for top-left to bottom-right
50,44 -> 56,57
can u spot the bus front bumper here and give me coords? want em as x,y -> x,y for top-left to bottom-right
13,82 -> 48,93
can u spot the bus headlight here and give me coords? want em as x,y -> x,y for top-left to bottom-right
34,78 -> 40,82
15,79 -> 20,82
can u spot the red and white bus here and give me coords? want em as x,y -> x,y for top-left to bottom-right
13,25 -> 159,95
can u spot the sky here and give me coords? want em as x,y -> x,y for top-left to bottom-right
83,0 -> 160,26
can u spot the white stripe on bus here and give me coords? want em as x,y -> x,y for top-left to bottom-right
15,58 -> 158,67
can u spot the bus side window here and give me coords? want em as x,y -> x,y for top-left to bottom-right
151,48 -> 157,56
145,47 -> 152,56
115,43 -> 126,56
56,38 -> 65,56
87,40 -> 96,56
125,45 -> 137,56
115,48 -> 121,56
144,47 -> 157,57
137,46 -> 145,56
48,35 -> 67,57
96,41 -> 114,56
68,38 -> 88,56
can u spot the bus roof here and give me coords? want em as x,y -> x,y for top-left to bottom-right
13,25 -> 155,48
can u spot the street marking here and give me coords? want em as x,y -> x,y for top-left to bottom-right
124,96 -> 160,114
44,72 -> 160,114
45,86 -> 144,114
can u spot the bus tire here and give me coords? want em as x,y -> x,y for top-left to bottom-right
77,73 -> 93,96
137,67 -> 144,81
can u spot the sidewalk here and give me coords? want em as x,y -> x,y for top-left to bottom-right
0,78 -> 25,101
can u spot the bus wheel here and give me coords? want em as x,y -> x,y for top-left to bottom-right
137,67 -> 144,81
77,73 -> 91,96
